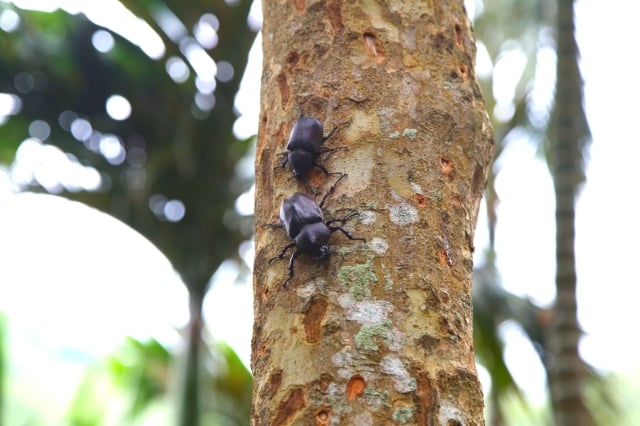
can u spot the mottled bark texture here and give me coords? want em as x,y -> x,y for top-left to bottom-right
548,0 -> 591,424
253,1 -> 494,425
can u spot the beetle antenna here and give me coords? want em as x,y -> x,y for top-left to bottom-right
325,211 -> 360,226
317,146 -> 348,156
322,119 -> 351,143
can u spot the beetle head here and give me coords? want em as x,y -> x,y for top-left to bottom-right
317,245 -> 330,260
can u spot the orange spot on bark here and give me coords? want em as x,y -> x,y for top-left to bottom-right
315,408 -> 331,426
286,51 -> 299,71
363,32 -> 385,62
416,373 -> 435,425
458,64 -> 467,79
413,193 -> 428,208
440,157 -> 453,174
268,370 -> 283,395
454,23 -> 463,46
364,33 -> 377,56
303,296 -> 328,344
293,0 -> 305,11
346,375 -> 366,401
326,0 -> 343,32
277,73 -> 289,108
256,342 -> 269,358
437,247 -> 448,266
273,388 -> 307,425
276,122 -> 287,146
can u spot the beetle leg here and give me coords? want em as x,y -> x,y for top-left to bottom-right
329,225 -> 366,242
327,211 -> 365,242
312,161 -> 345,179
318,173 -> 347,208
269,241 -> 296,263
283,250 -> 301,287
274,151 -> 288,171
261,222 -> 283,230
313,162 -> 330,176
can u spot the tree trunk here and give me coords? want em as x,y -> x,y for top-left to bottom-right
178,290 -> 205,426
253,1 -> 494,424
548,0 -> 591,424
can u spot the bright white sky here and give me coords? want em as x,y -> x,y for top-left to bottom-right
1,0 -> 639,408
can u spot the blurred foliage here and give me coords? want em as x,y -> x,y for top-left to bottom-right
0,312 -> 5,426
0,0 -> 256,294
66,337 -> 252,426
107,337 -> 172,419
1,0 -> 256,424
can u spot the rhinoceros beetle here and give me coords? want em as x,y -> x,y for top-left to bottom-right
268,173 -> 364,287
277,115 -> 348,180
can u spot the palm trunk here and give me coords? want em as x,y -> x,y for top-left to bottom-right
178,291 -> 205,426
548,0 -> 591,424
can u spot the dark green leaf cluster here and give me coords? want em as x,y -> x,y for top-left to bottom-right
0,0 -> 257,294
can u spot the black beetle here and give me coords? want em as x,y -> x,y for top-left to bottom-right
268,174 -> 364,287
277,115 -> 348,180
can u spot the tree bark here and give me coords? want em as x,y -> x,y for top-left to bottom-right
253,1 -> 494,424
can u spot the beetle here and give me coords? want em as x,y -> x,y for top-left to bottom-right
277,114 -> 348,180
268,173 -> 365,287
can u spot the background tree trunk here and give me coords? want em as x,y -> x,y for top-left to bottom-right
253,1 -> 494,424
548,0 -> 591,424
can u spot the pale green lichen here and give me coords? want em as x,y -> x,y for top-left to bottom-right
392,406 -> 415,424
337,245 -> 354,256
384,272 -> 393,290
380,264 -> 393,290
402,128 -> 417,140
370,237 -> 389,255
378,108 -> 393,132
359,210 -> 377,224
363,386 -> 391,409
389,203 -> 419,226
355,320 -> 391,351
389,131 -> 401,139
338,256 -> 377,300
